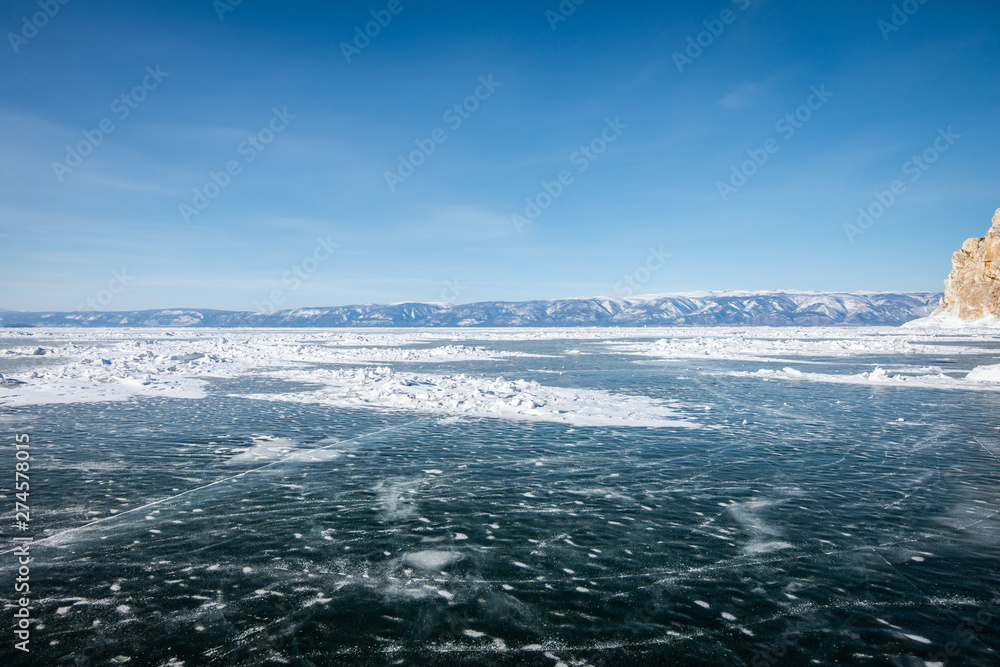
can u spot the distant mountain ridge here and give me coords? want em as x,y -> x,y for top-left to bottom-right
0,292 -> 942,328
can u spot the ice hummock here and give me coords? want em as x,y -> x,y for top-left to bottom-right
242,366 -> 699,428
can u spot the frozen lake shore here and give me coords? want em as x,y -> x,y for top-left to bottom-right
1,326 -> 998,666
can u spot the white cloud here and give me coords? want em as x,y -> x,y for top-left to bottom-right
719,82 -> 762,110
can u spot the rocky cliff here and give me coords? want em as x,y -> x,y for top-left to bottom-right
933,209 -> 1000,321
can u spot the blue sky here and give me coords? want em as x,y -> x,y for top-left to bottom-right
1,0 -> 998,311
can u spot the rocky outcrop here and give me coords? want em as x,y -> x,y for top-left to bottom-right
934,209 -> 1000,321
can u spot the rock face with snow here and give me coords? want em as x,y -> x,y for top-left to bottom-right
933,209 -> 1000,321
0,292 -> 941,328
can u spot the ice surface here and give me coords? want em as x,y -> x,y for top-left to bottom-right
3,321 -> 1000,667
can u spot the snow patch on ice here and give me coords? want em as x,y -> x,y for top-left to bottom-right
229,437 -> 344,463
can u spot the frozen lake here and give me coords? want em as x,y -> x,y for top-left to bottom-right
2,327 -> 999,665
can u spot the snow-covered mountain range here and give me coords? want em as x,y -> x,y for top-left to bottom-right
0,292 -> 942,328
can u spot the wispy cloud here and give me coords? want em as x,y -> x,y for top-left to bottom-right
400,205 -> 517,240
719,82 -> 762,110
77,173 -> 184,197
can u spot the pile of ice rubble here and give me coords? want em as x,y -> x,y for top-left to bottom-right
0,331 -> 695,427
3,328 -> 999,421
242,366 -> 698,428
0,335 -> 523,407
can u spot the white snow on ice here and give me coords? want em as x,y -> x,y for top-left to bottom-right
904,312 -> 1000,329
229,437 -> 345,463
731,364 -> 1000,391
0,331 -> 530,407
607,327 -> 995,362
241,366 -> 699,428
2,327 -> 997,422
